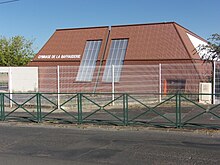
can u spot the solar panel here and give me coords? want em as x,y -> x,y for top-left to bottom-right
102,39 -> 128,82
76,40 -> 102,81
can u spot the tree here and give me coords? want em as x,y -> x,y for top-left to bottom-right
196,33 -> 220,104
208,33 -> 220,56
0,36 -> 35,66
196,33 -> 220,61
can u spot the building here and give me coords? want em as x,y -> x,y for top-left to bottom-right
30,22 -> 207,66
29,22 -> 210,93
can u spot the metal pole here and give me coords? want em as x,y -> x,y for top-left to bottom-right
159,63 -> 162,102
77,93 -> 83,124
176,93 -> 180,128
93,26 -> 111,93
57,65 -> 60,108
213,61 -> 216,104
8,67 -> 13,108
112,65 -> 115,106
0,93 -> 5,121
37,93 -> 42,122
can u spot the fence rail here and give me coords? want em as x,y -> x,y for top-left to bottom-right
0,92 -> 220,129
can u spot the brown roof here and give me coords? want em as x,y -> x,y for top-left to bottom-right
33,26 -> 109,62
31,22 -> 206,65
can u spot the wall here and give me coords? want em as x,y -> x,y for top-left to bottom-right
0,67 -> 38,92
186,33 -> 210,59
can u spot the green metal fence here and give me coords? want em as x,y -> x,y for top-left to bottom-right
0,92 -> 220,129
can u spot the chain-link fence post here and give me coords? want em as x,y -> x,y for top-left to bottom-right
57,65 -> 60,108
8,67 -> 13,108
213,61 -> 216,104
112,65 -> 115,105
159,63 -> 162,102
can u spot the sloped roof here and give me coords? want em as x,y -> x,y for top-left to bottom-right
33,26 -> 109,62
107,22 -> 205,61
173,23 -> 206,60
31,22 -> 206,63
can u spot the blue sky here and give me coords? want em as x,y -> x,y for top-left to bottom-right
0,0 -> 219,52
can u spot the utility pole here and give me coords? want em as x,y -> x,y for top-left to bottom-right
0,0 -> 20,5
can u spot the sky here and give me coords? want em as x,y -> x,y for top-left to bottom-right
0,0 -> 219,53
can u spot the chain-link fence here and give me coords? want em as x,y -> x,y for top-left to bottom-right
1,62 -> 220,128
36,62 -> 212,93
0,62 -> 218,106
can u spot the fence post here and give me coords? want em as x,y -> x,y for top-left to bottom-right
0,93 -> 5,121
112,65 -> 115,105
176,93 -> 181,128
57,65 -> 60,108
8,67 -> 13,108
36,93 -> 42,123
123,93 -> 128,126
77,93 -> 82,124
178,93 -> 181,127
213,61 -> 216,104
159,63 -> 162,102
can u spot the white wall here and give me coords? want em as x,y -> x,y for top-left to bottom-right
0,67 -> 9,73
186,33 -> 214,60
187,33 -> 207,49
0,67 -> 38,92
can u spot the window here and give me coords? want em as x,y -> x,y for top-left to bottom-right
76,40 -> 102,81
166,79 -> 186,93
102,39 -> 128,82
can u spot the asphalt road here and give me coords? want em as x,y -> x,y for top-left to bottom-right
0,123 -> 219,165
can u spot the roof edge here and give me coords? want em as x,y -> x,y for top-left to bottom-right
55,22 -> 207,43
111,21 -> 176,28
55,22 -> 177,31
56,26 -> 109,31
173,22 -> 207,42
34,30 -> 57,56
173,23 -> 194,59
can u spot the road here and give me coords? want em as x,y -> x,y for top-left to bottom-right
0,123 -> 219,165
